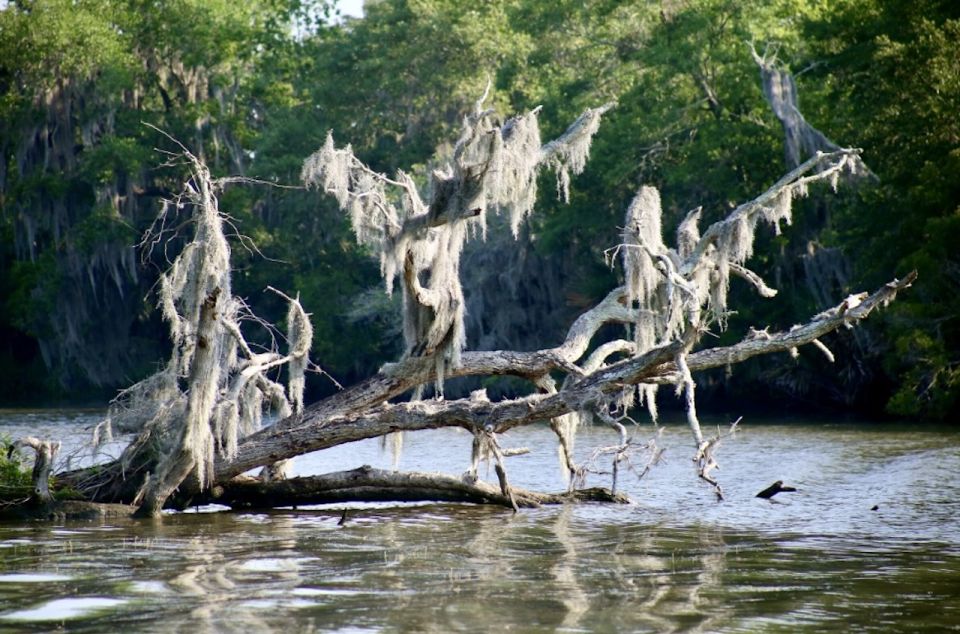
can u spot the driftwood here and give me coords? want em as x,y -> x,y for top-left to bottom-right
1,437 -> 137,521
756,480 -> 798,499
185,466 -> 629,511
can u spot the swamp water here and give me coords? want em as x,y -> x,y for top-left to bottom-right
0,410 -> 958,632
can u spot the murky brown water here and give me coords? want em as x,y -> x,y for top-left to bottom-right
1,411 -> 959,632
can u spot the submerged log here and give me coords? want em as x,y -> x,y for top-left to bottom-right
756,480 -> 798,499
185,466 -> 630,510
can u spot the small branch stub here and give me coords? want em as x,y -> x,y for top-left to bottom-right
13,437 -> 61,503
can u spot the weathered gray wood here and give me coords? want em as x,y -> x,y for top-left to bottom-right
13,437 -> 60,503
191,466 -> 629,510
209,272 -> 913,483
135,285 -> 224,518
683,273 -> 915,376
58,271 -> 913,507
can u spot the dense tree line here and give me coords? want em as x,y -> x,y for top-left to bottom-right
1,0 -> 956,419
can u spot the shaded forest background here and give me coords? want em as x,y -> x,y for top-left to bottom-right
0,0 -> 957,419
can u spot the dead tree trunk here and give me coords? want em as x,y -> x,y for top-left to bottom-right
134,287 -> 223,517
70,133 -> 318,516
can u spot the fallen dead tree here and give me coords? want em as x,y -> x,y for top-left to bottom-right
34,60 -> 914,518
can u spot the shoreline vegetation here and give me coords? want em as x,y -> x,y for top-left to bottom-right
1,1 -> 956,420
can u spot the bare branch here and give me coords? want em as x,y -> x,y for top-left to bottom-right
668,272 -> 916,378
681,149 -> 867,276
582,340 -> 637,374
729,262 -> 778,298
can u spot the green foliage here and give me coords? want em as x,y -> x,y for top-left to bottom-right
71,207 -> 139,255
803,0 -> 960,418
0,436 -> 33,501
0,0 -> 956,419
305,0 -> 528,171
79,136 -> 152,186
886,330 -> 959,419
0,0 -> 345,396
0,0 -> 134,88
6,254 -> 61,337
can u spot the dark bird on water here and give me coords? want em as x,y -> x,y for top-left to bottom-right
756,480 -> 797,499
